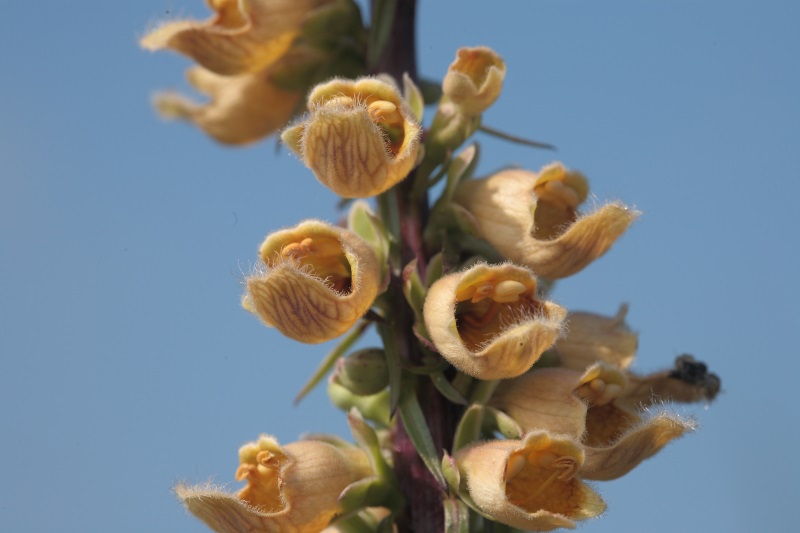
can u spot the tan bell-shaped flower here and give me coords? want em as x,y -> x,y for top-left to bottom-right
141,0 -> 352,144
423,263 -> 566,379
281,77 -> 421,198
154,66 -> 300,145
442,46 -> 506,116
554,304 -> 639,371
491,364 -> 693,482
454,163 -> 638,279
176,434 -> 373,533
455,431 -> 605,531
245,220 -> 381,344
141,0 -> 332,76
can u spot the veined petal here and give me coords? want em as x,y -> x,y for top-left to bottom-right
154,66 -> 300,145
283,77 -> 421,198
245,220 -> 381,343
141,0 -> 330,75
177,435 -> 373,533
423,263 -> 566,379
580,413 -> 694,481
454,165 -> 638,279
455,432 -> 605,531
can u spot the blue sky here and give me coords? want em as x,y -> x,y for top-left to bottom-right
1,1 -> 798,532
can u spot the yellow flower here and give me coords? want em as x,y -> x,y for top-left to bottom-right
455,431 -> 605,531
176,434 -> 373,533
490,364 -> 694,481
553,304 -> 639,371
281,77 -> 422,198
454,163 -> 638,279
141,0 -> 339,144
154,66 -> 300,145
244,220 -> 381,344
442,46 -> 506,116
141,0 -> 329,75
423,263 -> 566,379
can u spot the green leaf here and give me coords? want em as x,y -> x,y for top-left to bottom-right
348,200 -> 390,281
376,322 -> 404,413
444,497 -> 470,533
403,73 -> 425,122
347,409 -> 394,480
328,382 -> 391,427
430,372 -> 468,405
338,476 -> 394,514
452,404 -> 485,452
482,406 -> 524,439
441,451 -> 461,491
443,143 -> 480,203
397,380 -> 447,488
295,320 -> 371,404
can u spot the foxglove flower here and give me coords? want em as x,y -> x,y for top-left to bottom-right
423,263 -> 566,379
245,220 -> 381,343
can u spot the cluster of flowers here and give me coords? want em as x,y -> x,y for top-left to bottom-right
143,1 -> 719,531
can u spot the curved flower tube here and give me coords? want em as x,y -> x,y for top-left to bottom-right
423,263 -> 566,379
281,77 -> 421,198
553,304 -> 638,371
442,46 -> 506,116
455,431 -> 605,531
454,163 -> 638,279
154,66 -> 300,145
490,364 -> 693,481
245,220 -> 381,344
141,0 -> 341,144
176,435 -> 373,533
141,0 -> 331,75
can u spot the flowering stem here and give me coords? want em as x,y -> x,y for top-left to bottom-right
370,1 -> 456,531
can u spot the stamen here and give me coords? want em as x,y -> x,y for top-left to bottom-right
535,179 -> 580,210
235,464 -> 255,482
528,468 -> 561,500
492,280 -> 528,303
368,100 -> 402,126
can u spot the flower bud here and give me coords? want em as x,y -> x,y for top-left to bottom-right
454,164 -> 638,279
442,46 -> 506,116
554,304 -> 639,371
245,220 -> 381,344
423,263 -> 566,379
281,77 -> 421,198
175,434 -> 373,533
455,431 -> 605,531
333,348 -> 389,396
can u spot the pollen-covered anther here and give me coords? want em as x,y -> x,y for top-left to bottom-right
534,178 -> 582,211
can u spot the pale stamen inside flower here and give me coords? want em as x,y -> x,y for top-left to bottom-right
367,100 -> 405,152
532,172 -> 585,240
454,277 -> 543,350
280,236 -> 352,293
505,448 -> 581,516
575,377 -> 623,406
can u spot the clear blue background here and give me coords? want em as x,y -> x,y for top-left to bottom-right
1,1 -> 798,531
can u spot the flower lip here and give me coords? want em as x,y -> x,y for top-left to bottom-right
424,262 -> 566,379
247,220 -> 381,344
284,77 -> 422,198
